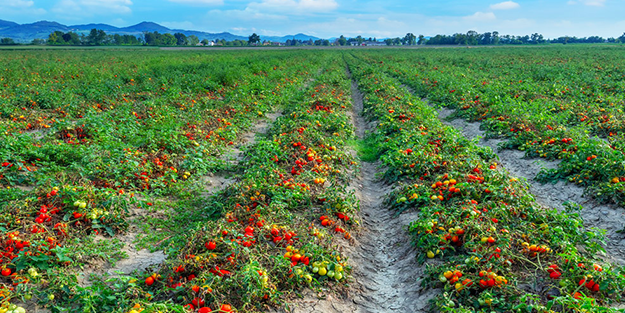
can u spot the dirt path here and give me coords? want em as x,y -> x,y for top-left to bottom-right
201,112 -> 282,196
346,79 -> 436,312
284,75 -> 436,313
434,106 -> 625,265
80,112 -> 284,285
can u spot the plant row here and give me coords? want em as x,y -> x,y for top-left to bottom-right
0,50 -> 324,312
121,56 -> 360,312
356,47 -> 625,206
346,53 -> 625,312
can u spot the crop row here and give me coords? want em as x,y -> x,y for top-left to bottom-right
356,47 -> 625,207
119,56 -> 360,312
0,51 -> 328,312
346,53 -> 625,312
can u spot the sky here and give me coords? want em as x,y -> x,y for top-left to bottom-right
1,0 -> 624,39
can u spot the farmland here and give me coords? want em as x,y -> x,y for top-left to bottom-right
1,45 -> 625,313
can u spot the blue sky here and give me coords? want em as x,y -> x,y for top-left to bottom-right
1,0 -> 624,38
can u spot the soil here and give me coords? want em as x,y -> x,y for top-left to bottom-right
201,111 -> 282,197
279,75 -> 436,312
345,80 -> 437,312
435,106 -> 625,265
78,112 -> 283,287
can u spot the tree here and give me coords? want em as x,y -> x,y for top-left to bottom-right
418,34 -> 425,45
143,32 -> 155,45
248,33 -> 261,46
162,33 -> 176,46
338,35 -> 347,46
479,32 -> 492,45
62,32 -> 81,45
0,38 -> 15,45
619,33 -> 625,43
187,35 -> 199,46
87,29 -> 107,45
403,33 -> 416,45
466,30 -> 478,45
454,33 -> 467,45
492,31 -> 500,45
174,32 -> 187,46
201,39 -> 209,45
47,31 -> 64,45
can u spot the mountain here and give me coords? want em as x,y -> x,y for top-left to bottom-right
262,33 -> 321,42
120,22 -> 170,33
70,23 -> 121,32
0,19 -> 315,43
0,19 -> 19,30
0,21 -> 70,42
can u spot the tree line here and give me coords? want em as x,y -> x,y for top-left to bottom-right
2,29 -> 625,47
46,29 -> 200,46
44,29 -> 265,47
381,31 -> 625,46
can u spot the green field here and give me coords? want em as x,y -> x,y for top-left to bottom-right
1,46 -> 625,313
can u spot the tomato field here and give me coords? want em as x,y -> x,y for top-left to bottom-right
1,45 -> 625,313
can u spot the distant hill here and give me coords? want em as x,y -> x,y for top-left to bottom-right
0,21 -> 70,42
0,19 -> 319,43
69,23 -> 121,32
263,33 -> 321,42
119,22 -> 171,33
0,19 -> 19,30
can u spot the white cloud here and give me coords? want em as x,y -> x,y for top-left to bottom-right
248,0 -> 338,14
568,0 -> 606,6
168,0 -> 223,5
464,11 -> 496,21
52,0 -> 133,16
580,0 -> 605,6
490,1 -> 520,10
208,8 -> 287,21
4,0 -> 35,8
0,0 -> 46,17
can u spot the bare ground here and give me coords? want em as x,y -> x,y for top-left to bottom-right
280,76 -> 436,312
201,112 -> 283,197
435,106 -> 625,265
79,112 -> 283,286
345,80 -> 436,312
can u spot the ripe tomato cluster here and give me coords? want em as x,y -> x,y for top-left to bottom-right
378,47 -> 625,207
348,55 -> 625,311
133,60 -> 357,311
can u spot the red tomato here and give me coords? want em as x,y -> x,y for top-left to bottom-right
145,276 -> 154,286
205,241 -> 216,250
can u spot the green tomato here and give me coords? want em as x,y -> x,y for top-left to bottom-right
312,267 -> 319,273
304,274 -> 312,283
327,270 -> 335,278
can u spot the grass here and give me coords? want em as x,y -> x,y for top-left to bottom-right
351,133 -> 382,162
